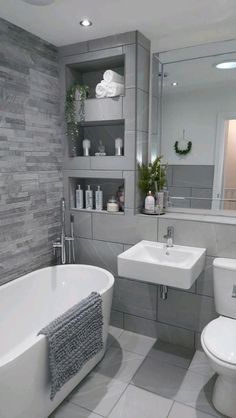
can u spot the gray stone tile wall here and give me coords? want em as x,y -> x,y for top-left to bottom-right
0,18 -> 63,285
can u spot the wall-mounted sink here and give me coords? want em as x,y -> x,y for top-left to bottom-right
118,240 -> 206,289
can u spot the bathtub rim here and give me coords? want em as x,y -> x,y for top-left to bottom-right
0,263 -> 115,294
0,264 -> 114,368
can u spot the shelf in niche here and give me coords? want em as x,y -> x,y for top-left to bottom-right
66,54 -> 125,99
68,119 -> 125,158
70,208 -> 124,215
69,177 -> 125,213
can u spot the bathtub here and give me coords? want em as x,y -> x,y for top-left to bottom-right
0,264 -> 114,418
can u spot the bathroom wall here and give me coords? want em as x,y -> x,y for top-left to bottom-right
75,212 -> 236,350
0,18 -> 63,285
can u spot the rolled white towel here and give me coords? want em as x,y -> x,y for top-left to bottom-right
106,81 -> 124,97
103,70 -> 124,84
95,82 -> 108,98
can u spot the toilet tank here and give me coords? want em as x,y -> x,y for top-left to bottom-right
213,258 -> 236,318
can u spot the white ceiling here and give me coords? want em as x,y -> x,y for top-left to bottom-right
1,0 -> 236,50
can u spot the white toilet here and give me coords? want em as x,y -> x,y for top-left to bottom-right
201,258 -> 236,418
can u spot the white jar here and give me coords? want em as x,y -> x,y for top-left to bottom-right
145,191 -> 155,213
107,197 -> 119,212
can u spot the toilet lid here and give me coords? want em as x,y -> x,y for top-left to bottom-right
202,316 -> 236,365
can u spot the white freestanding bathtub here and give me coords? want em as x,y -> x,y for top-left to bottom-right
0,264 -> 114,418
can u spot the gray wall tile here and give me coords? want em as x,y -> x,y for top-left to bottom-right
172,165 -> 214,188
123,88 -> 136,131
92,213 -> 158,244
158,289 -> 217,332
123,44 -> 136,89
110,309 -> 124,328
113,277 -> 157,320
137,89 -> 149,132
196,256 -> 214,297
88,31 -> 136,51
75,237 -> 123,276
137,45 -> 150,93
71,211 -> 92,239
124,314 -> 195,348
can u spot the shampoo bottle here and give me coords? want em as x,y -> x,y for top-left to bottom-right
145,191 -> 155,213
95,186 -> 103,211
85,185 -> 93,210
76,185 -> 84,209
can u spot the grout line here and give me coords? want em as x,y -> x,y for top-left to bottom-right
166,401 -> 176,418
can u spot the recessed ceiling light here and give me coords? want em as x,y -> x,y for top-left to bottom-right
215,61 -> 236,69
171,82 -> 178,86
22,0 -> 55,5
80,18 -> 92,27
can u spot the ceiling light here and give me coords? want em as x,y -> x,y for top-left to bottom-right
215,61 -> 236,69
80,18 -> 92,27
171,82 -> 178,86
22,0 -> 55,5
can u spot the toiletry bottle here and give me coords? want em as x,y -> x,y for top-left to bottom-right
145,191 -> 155,213
85,185 -> 93,210
76,185 -> 84,209
95,186 -> 103,211
107,197 -> 119,212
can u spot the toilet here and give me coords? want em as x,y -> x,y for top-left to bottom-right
201,258 -> 236,418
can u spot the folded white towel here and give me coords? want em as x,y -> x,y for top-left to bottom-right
96,80 -> 124,98
95,82 -> 108,98
103,70 -> 124,84
105,81 -> 124,97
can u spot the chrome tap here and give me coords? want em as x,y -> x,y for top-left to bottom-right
163,226 -> 174,247
53,198 -> 75,264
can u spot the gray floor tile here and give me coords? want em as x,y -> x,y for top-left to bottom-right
168,402 -> 220,418
94,347 -> 144,383
148,340 -> 195,369
109,384 -> 173,418
188,351 -> 214,378
114,330 -> 156,356
69,372 -> 127,417
132,356 -> 188,399
107,327 -> 124,348
53,401 -> 102,417
174,371 -> 225,417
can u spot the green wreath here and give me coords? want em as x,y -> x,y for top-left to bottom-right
174,141 -> 192,155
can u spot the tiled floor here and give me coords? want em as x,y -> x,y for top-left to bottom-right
51,327 -> 227,418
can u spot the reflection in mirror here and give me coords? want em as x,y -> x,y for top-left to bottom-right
153,48 -> 236,211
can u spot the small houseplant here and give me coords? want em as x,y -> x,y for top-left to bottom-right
138,156 -> 168,198
65,84 -> 90,156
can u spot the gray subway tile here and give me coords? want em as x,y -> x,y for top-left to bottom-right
72,211 -> 92,238
110,309 -> 124,328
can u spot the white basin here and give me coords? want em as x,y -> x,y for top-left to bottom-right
118,240 -> 206,289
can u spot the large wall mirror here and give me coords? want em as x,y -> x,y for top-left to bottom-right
151,40 -> 236,213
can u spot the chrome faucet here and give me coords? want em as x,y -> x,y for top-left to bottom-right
53,198 -> 75,264
164,226 -> 174,247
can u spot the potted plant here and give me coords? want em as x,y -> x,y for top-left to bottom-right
138,156 -> 168,209
65,84 -> 90,156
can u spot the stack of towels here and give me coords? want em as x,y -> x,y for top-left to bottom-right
96,70 -> 124,98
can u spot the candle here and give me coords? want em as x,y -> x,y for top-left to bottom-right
83,139 -> 91,156
115,138 -> 123,156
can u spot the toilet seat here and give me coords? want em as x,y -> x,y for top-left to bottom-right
202,316 -> 236,365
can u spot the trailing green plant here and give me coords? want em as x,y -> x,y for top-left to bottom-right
138,156 -> 167,196
65,84 -> 90,155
